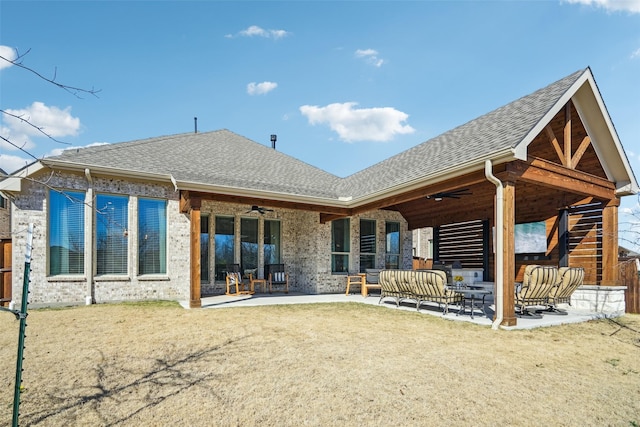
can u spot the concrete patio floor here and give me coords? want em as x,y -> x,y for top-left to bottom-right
181,292 -> 611,330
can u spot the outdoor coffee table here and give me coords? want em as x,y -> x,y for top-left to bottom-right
452,287 -> 491,319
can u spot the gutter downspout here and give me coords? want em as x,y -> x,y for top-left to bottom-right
484,160 -> 504,330
84,168 -> 94,305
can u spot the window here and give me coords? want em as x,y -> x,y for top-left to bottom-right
96,194 -> 128,275
264,220 -> 281,265
201,215 -> 209,282
385,221 -> 400,269
241,217 -> 258,272
214,216 -> 234,280
331,218 -> 350,273
0,196 -> 6,209
360,219 -> 376,272
49,189 -> 84,275
138,198 -> 167,275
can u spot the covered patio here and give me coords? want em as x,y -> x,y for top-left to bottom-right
182,68 -> 636,328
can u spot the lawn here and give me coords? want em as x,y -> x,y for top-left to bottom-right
0,301 -> 639,426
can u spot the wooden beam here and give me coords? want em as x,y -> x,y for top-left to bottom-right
503,158 -> 615,200
545,124 -> 566,167
564,102 -> 572,168
189,204 -> 202,308
571,135 -> 591,169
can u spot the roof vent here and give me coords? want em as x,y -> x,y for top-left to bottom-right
194,117 -> 198,134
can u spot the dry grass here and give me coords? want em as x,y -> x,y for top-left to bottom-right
0,301 -> 639,426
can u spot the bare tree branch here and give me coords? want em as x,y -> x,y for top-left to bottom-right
0,48 -> 100,99
0,109 -> 71,145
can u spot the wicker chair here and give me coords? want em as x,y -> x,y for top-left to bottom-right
265,263 -> 289,294
515,265 -> 558,318
544,267 -> 584,314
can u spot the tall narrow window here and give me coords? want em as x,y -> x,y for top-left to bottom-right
138,198 -> 167,275
241,217 -> 258,273
201,215 -> 209,282
214,216 -> 234,280
264,220 -> 281,265
331,218 -> 350,273
49,190 -> 85,275
385,221 -> 400,269
96,194 -> 128,275
360,219 -> 376,272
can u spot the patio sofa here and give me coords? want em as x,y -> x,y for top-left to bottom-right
378,269 -> 463,314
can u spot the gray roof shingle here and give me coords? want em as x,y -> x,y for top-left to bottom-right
47,69 -> 588,202
340,68 -> 587,198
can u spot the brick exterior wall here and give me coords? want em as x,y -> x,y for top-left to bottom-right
10,170 -> 412,306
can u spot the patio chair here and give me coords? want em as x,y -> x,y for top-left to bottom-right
378,270 -> 404,306
543,266 -> 584,315
412,269 -> 463,314
515,265 -> 558,318
265,263 -> 289,294
346,269 -> 382,297
225,264 -> 253,296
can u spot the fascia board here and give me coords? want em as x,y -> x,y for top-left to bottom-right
0,161 -> 47,192
572,74 -> 639,195
174,179 -> 350,207
42,159 -> 174,184
347,150 -> 517,206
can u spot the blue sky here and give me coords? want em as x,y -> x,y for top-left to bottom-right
1,0 -> 640,243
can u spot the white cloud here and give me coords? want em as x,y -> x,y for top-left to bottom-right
299,102 -> 415,142
563,0 -> 640,13
226,25 -> 290,39
247,81 -> 278,95
0,45 -> 16,70
631,48 -> 640,59
0,154 -> 31,174
1,102 -> 81,151
355,48 -> 385,67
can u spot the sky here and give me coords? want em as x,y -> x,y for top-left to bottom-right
1,0 -> 640,245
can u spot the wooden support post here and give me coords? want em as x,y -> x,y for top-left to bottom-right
601,198 -> 620,286
189,198 -> 202,308
501,181 -> 517,326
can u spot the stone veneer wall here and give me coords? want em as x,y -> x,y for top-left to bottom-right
10,170 -> 189,307
198,201 -> 411,295
571,286 -> 627,315
10,170 -> 412,306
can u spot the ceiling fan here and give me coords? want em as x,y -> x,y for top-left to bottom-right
246,205 -> 274,214
426,188 -> 472,201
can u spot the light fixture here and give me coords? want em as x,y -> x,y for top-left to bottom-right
270,134 -> 277,149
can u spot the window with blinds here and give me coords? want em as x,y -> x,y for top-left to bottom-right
96,194 -> 129,275
49,189 -> 85,275
360,219 -> 376,272
138,198 -> 167,275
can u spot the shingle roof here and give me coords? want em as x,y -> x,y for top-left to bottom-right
340,68 -> 587,198
45,68 -> 589,202
49,129 -> 343,199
